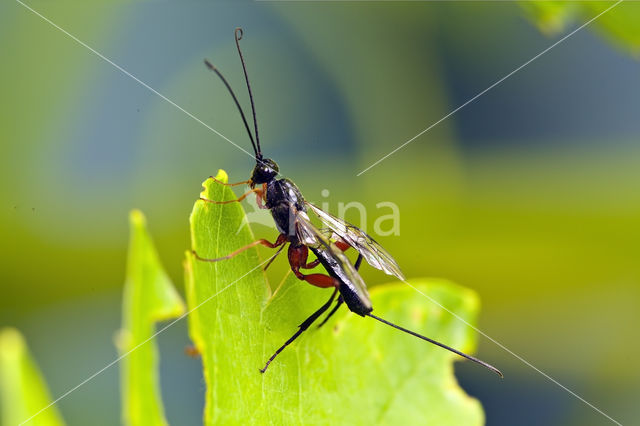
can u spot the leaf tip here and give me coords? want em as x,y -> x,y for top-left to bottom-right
214,169 -> 229,182
129,209 -> 146,227
199,169 -> 230,201
202,169 -> 229,189
0,327 -> 24,359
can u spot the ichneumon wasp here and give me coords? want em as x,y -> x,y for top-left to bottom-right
192,28 -> 502,377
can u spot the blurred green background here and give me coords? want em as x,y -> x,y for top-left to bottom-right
1,1 -> 639,425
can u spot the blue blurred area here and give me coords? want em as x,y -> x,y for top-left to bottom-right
435,5 -> 640,147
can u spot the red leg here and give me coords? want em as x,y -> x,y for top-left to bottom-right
200,187 -> 261,205
184,345 -> 200,358
210,176 -> 251,187
299,238 -> 348,269
287,237 -> 322,269
255,183 -> 268,209
288,244 -> 339,288
302,259 -> 320,269
334,239 -> 350,252
193,234 -> 287,262
299,273 -> 338,288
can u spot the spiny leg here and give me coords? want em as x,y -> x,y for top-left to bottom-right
317,254 -> 363,329
260,288 -> 338,373
192,234 -> 287,263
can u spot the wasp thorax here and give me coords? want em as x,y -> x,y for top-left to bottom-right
251,158 -> 279,184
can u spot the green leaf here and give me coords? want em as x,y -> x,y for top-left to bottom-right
117,210 -> 185,426
186,170 -> 485,424
584,2 -> 640,55
0,327 -> 65,426
521,1 -> 640,55
520,1 -> 577,35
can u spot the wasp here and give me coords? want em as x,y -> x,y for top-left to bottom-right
193,28 -> 502,377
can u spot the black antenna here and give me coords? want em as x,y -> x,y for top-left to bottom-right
203,59 -> 259,158
234,27 -> 262,159
366,313 -> 503,377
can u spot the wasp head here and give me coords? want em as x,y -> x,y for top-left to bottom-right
251,158 -> 279,184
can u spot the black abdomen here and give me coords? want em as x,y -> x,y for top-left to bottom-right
310,247 -> 373,316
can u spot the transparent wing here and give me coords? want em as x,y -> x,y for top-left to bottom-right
306,202 -> 405,280
294,211 -> 319,246
295,212 -> 372,310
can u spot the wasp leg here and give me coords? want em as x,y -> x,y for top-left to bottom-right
288,244 -> 340,288
296,273 -> 339,288
210,176 -> 251,187
184,345 -> 200,358
255,183 -> 268,210
299,238 -> 350,271
199,187 -> 261,205
354,253 -> 363,270
334,239 -> 350,252
301,259 -> 320,269
300,237 -> 350,270
290,259 -> 340,289
192,234 -> 287,263
316,296 -> 344,329
316,254 -> 363,329
263,244 -> 286,271
260,287 -> 338,373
